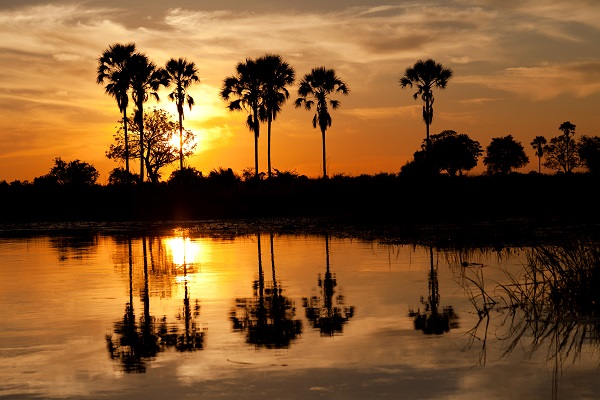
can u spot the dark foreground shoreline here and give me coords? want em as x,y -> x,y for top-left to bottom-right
2,173 -> 599,247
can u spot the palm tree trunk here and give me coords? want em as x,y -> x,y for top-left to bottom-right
252,107 -> 260,179
321,128 -> 327,178
267,116 -> 272,178
178,111 -> 184,170
123,108 -> 130,175
137,102 -> 145,183
538,156 -> 541,174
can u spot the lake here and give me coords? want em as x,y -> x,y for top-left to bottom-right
1,224 -> 599,399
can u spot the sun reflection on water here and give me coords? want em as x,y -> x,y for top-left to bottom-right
165,237 -> 206,267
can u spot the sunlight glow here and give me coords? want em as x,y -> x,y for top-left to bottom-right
165,237 -> 205,267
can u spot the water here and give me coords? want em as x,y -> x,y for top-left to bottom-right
1,229 -> 599,399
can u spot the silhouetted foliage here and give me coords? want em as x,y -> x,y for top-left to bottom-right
221,59 -> 263,179
530,136 -> 547,174
165,58 -> 200,170
108,167 -> 138,186
578,135 -> 600,174
428,130 -> 481,176
129,53 -> 170,183
97,43 -> 136,175
168,167 -> 203,186
207,167 -> 241,190
399,59 -> 453,147
483,135 -> 529,175
107,108 -> 195,183
543,121 -> 580,174
257,54 -> 296,178
34,157 -> 99,187
543,135 -> 580,174
295,67 -> 349,178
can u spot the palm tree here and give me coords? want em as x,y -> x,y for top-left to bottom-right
530,136 -> 547,173
399,59 -> 453,148
97,43 -> 136,175
129,53 -> 169,182
257,54 -> 295,178
165,58 -> 200,170
221,59 -> 263,179
295,67 -> 349,178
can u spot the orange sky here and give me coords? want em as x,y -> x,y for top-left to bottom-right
1,1 -> 599,183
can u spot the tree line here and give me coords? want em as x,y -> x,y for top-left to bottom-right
3,46 -> 599,188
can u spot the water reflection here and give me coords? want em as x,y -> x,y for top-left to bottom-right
50,232 -> 98,261
408,246 -> 458,335
106,238 -> 160,373
160,234 -> 205,352
230,232 -> 302,348
303,234 -> 355,336
107,235 -> 205,372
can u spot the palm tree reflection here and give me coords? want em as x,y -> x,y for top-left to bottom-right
303,234 -> 355,336
230,232 -> 301,348
107,236 -> 204,372
106,237 -> 160,373
160,236 -> 205,351
409,247 -> 458,335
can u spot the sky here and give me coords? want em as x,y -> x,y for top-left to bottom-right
1,0 -> 599,183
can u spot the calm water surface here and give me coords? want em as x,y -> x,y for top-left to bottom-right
1,229 -> 598,399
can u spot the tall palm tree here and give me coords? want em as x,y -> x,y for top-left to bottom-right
165,58 -> 200,170
97,43 -> 136,175
399,59 -> 453,148
530,136 -> 547,174
295,67 -> 349,178
257,54 -> 295,178
129,53 -> 169,183
221,59 -> 263,179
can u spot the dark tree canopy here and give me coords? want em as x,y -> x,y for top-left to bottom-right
428,130 -> 482,176
577,135 -> 600,174
483,135 -> 529,175
35,157 -> 99,187
400,130 -> 481,177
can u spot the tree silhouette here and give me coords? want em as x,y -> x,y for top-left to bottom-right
257,54 -> 295,178
578,135 -> 600,174
399,59 -> 453,148
303,234 -> 355,336
408,247 -> 458,335
35,157 -> 99,187
530,136 -> 547,174
230,232 -> 301,348
129,53 -> 169,183
483,135 -> 529,175
221,59 -> 263,179
295,67 -> 349,178
97,43 -> 136,176
543,135 -> 580,173
559,121 -> 576,173
107,108 -> 195,183
165,58 -> 200,171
